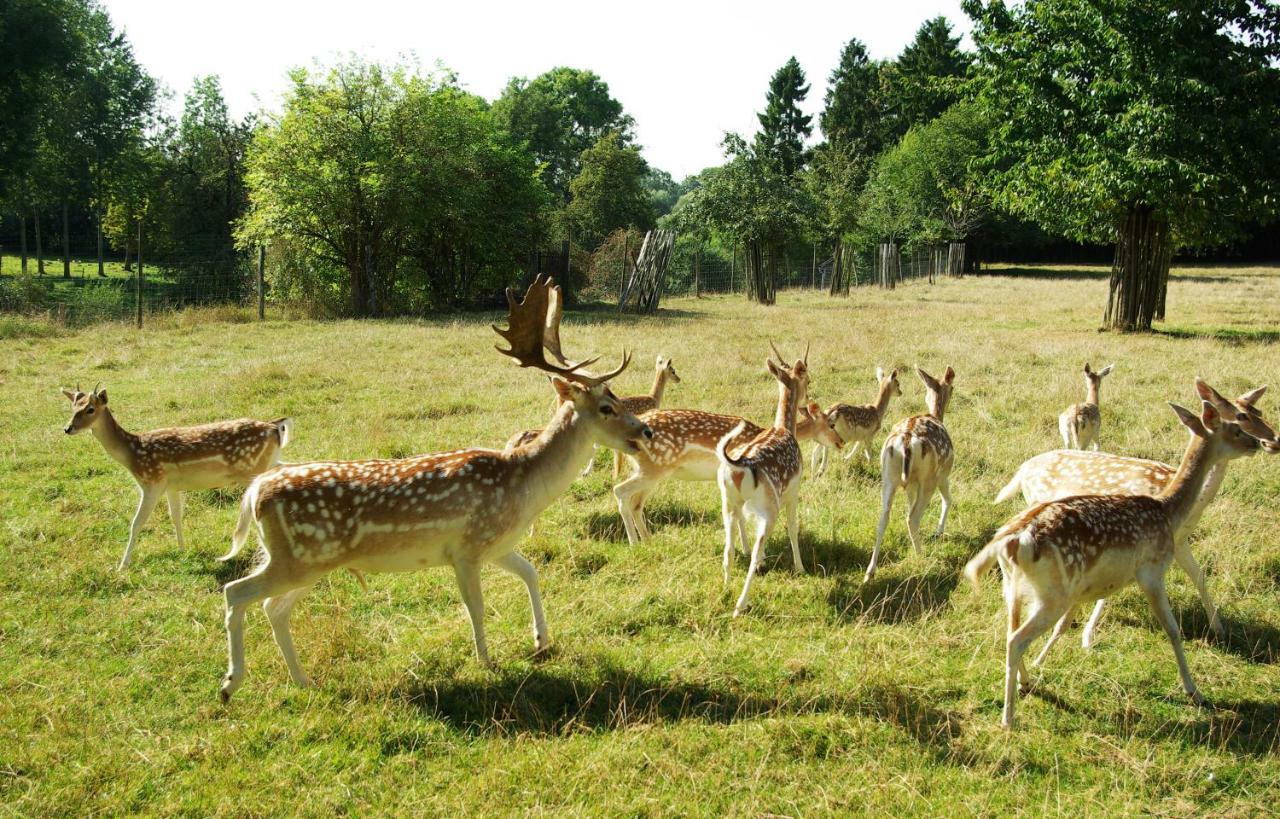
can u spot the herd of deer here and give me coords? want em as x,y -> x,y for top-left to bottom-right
60,276 -> 1277,727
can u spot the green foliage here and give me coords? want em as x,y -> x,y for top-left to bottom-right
492,67 -> 634,201
804,138 -> 872,242
755,57 -> 814,177
238,59 -> 549,315
642,168 -> 682,218
566,131 -> 654,248
893,17 -> 971,132
821,38 -> 892,155
964,0 -> 1280,248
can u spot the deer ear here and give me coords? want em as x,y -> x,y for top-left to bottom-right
1084,362 -> 1093,375
96,389 -> 108,405
915,366 -> 933,386
1098,363 -> 1114,377
550,377 -> 576,403
1239,385 -> 1267,406
808,402 -> 821,415
1200,399 -> 1222,432
767,359 -> 782,379
1169,402 -> 1208,437
61,388 -> 77,402
943,366 -> 955,384
876,366 -> 885,382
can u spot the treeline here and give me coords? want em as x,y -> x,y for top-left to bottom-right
4,1 -> 1279,327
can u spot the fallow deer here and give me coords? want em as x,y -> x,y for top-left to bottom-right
995,379 -> 1278,655
865,366 -> 956,582
214,276 -> 652,701
61,385 -> 292,569
716,346 -> 809,616
965,399 -> 1261,728
811,366 -> 902,476
1058,362 -> 1114,450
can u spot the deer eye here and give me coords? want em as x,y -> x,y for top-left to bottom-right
600,405 -> 614,416
84,407 -> 95,415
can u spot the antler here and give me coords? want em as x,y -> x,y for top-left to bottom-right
768,341 -> 809,368
493,275 -> 630,388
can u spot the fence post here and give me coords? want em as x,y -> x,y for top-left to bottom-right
258,245 -> 266,320
694,245 -> 701,298
619,232 -> 628,303
811,242 -> 817,289
136,219 -> 143,328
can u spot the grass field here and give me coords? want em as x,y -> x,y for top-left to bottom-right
4,264 -> 1280,815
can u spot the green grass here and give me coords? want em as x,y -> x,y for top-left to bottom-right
0,251 -> 135,280
4,264 -> 1280,815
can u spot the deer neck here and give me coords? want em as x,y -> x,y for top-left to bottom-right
774,380 -> 800,433
927,392 -> 948,423
516,401 -> 597,511
1159,435 -> 1219,532
873,381 -> 895,420
1085,380 -> 1101,406
91,407 -> 140,472
650,368 -> 667,406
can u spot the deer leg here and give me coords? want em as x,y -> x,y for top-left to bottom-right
867,473 -> 898,582
494,551 -> 549,653
1003,602 -> 1062,728
811,444 -> 825,476
720,493 -> 738,586
843,440 -> 859,461
264,585 -> 313,687
166,490 -> 186,549
1173,542 -> 1224,639
1137,568 -> 1204,705
120,485 -> 163,570
453,561 -> 492,668
221,563 -> 294,702
1080,599 -> 1107,648
734,515 -> 772,617
578,446 -> 596,478
613,474 -> 649,545
905,483 -> 927,554
1032,606 -> 1078,668
611,451 -> 623,481
933,474 -> 952,539
785,494 -> 804,573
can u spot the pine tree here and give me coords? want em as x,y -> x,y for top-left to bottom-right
820,38 -> 887,154
895,17 -> 970,129
755,57 -> 813,177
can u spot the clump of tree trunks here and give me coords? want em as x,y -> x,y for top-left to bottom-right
618,229 -> 674,313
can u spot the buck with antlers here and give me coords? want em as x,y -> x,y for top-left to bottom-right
966,398 -> 1262,728
994,379 -> 1278,656
61,384 -> 292,570
1059,362 -> 1114,450
865,366 -> 956,582
810,366 -> 902,476
215,276 -> 652,702
716,345 -> 810,616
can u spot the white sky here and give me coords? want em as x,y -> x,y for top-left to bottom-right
101,0 -> 970,180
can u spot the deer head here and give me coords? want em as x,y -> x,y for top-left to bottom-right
876,366 -> 903,398
657,355 -> 681,385
1170,399 -> 1262,463
61,383 -> 106,435
1195,378 -> 1279,453
917,366 -> 955,420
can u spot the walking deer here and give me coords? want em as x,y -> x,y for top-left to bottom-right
1059,362 -> 1114,450
994,379 -> 1278,653
61,384 -> 292,569
716,345 -> 809,616
811,366 -> 902,476
865,366 -> 956,582
966,398 -> 1261,728
214,276 -> 652,701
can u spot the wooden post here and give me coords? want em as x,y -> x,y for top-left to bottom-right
811,242 -> 817,288
730,244 -> 736,293
619,232 -> 629,303
694,244 -> 701,298
258,245 -> 266,319
62,202 -> 71,278
136,220 -> 143,328
19,214 -> 27,274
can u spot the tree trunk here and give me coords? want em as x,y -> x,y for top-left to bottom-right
62,202 -> 71,278
19,214 -> 28,274
744,241 -> 777,305
97,207 -> 105,277
1105,204 -> 1172,331
34,211 -> 45,275
828,238 -> 846,296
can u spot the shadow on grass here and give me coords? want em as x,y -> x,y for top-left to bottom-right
584,498 -> 712,542
985,266 -> 1231,284
1145,699 -> 1280,757
827,561 -> 961,624
1156,326 -> 1280,345
397,658 -> 981,764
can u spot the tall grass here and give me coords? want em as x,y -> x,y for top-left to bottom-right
3,264 -> 1280,815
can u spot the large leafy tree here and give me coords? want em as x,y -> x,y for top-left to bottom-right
755,57 -> 813,177
894,17 -> 970,131
820,38 -> 890,155
565,131 -> 654,248
239,60 -> 547,315
966,0 -> 1280,330
492,67 -> 633,201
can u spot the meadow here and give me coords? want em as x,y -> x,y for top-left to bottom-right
3,264 -> 1280,816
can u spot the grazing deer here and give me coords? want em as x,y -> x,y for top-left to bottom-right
995,379 -> 1278,655
811,366 -> 902,476
61,384 -> 292,570
716,346 -> 809,616
965,399 -> 1261,728
214,276 -> 652,702
1059,362 -> 1114,450
865,367 -> 956,582
797,402 -> 844,457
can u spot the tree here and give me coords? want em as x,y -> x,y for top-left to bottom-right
642,168 -> 682,218
238,60 -> 548,315
565,131 -> 654,248
895,17 -> 970,130
820,38 -> 889,155
679,135 -> 813,304
804,137 -> 872,293
492,67 -> 633,201
966,0 -> 1280,330
755,57 -> 813,177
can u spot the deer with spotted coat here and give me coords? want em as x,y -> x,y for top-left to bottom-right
1059,362 -> 1114,450
865,366 -> 956,582
966,398 -> 1262,728
994,379 -> 1278,656
715,345 -> 810,616
810,366 -> 902,476
214,276 -> 652,702
61,384 -> 292,570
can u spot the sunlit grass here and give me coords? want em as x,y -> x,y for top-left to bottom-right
3,264 -> 1280,814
